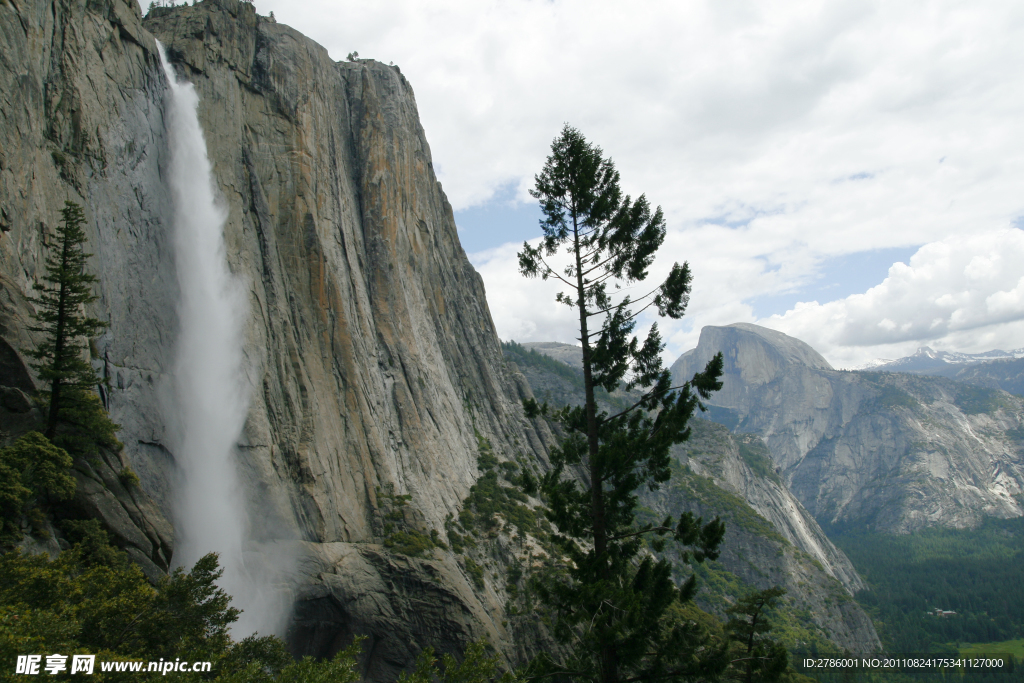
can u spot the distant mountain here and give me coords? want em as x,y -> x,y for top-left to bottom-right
954,358 -> 1024,397
865,346 -> 1024,378
671,324 -> 1024,534
521,341 -> 584,369
863,347 -> 1024,397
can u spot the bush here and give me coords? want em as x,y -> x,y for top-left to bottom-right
0,432 -> 75,545
119,466 -> 141,489
376,486 -> 442,558
384,529 -> 436,557
0,529 -> 354,681
398,641 -> 515,683
464,556 -> 485,590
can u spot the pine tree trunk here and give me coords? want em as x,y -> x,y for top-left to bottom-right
45,233 -> 72,439
572,214 -> 618,683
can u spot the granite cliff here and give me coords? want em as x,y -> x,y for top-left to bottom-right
656,421 -> 879,654
672,324 -> 1024,533
0,0 -> 556,676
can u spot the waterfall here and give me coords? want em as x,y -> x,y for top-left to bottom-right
157,42 -> 282,638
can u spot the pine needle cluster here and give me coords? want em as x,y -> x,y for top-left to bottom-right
26,201 -> 107,440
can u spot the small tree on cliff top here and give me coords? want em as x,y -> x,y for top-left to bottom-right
519,125 -> 726,683
27,201 -> 107,440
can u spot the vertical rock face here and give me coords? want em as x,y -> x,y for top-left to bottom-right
672,324 -> 1024,533
143,0 -> 546,545
0,0 -> 176,573
1,0 -> 553,674
651,421 -> 880,653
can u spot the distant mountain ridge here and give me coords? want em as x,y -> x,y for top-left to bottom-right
670,324 -> 1024,534
521,341 -> 584,368
863,346 -> 1024,396
862,345 -> 1024,374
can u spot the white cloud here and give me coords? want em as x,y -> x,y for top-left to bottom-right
470,228 -> 1024,371
252,0 -> 1024,365
761,229 -> 1024,367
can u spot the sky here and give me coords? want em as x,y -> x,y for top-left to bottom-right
247,0 -> 1024,369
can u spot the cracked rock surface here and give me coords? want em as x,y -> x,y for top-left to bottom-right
1,0 -> 556,672
672,323 -> 1024,533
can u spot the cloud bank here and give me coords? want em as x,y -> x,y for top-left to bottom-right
252,0 -> 1024,366
762,229 -> 1024,367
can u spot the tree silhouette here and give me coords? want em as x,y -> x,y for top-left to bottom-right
27,201 -> 106,439
519,125 -> 726,683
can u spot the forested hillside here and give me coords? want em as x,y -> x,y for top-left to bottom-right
833,518 -> 1024,653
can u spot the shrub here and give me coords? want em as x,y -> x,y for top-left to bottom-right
118,466 -> 140,489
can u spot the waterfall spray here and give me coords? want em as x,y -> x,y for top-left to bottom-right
157,42 -> 282,637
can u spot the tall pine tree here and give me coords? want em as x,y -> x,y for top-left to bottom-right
519,125 -> 727,683
27,201 -> 107,440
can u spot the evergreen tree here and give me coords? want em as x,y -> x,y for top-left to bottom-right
0,432 -> 76,544
725,588 -> 789,683
518,125 -> 726,683
26,201 -> 107,440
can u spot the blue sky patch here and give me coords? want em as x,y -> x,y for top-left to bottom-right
454,184 -> 544,254
747,246 -> 919,319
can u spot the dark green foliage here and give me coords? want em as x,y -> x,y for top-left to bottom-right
464,556 -> 486,590
834,519 -> 1024,653
385,530 -> 440,557
0,432 -> 76,544
3,432 -> 76,502
446,516 -> 471,554
517,126 -> 726,683
855,371 -> 1018,419
398,641 -> 515,683
58,518 -> 125,568
119,466 -> 141,489
225,638 -> 363,683
26,201 -> 108,440
376,486 -> 442,558
476,436 -> 500,473
502,341 -> 580,382
955,357 -> 1024,398
854,373 -> 921,411
0,527 -> 370,681
726,588 -> 790,683
686,562 -> 835,658
953,384 -> 1005,415
0,523 -> 244,666
869,385 -> 919,411
463,470 -> 536,535
501,341 -> 633,414
0,463 -> 32,545
664,461 -> 786,546
736,436 -> 781,485
1,542 -> 198,669
459,440 -> 539,537
51,390 -> 122,461
449,433 -> 546,566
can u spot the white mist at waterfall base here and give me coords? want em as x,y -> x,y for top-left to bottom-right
157,42 -> 290,639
